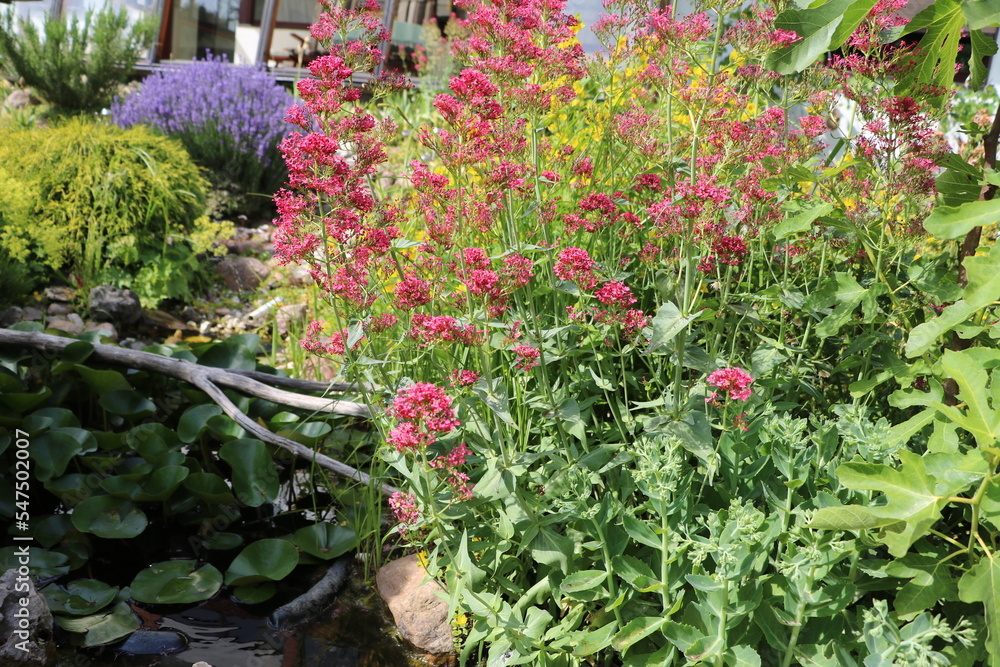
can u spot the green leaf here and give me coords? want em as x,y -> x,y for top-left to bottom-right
907,246 -> 1000,357
570,621 -> 618,657
219,439 -> 279,507
662,620 -> 705,652
472,377 -> 514,425
73,364 -> 131,394
612,554 -> 661,591
772,203 -> 834,240
195,334 -> 259,370
645,301 -> 698,355
0,547 -> 70,579
766,0 -> 878,74
55,601 -> 138,646
931,350 -> 1000,448
293,523 -> 357,560
803,273 -> 866,338
29,430 -> 83,482
45,579 -> 118,616
134,465 -> 189,502
225,539 -> 299,586
98,389 -> 156,420
969,29 -> 999,89
623,514 -> 661,549
896,0 -> 966,106
71,496 -> 147,539
232,581 -> 277,604
886,555 -> 958,620
726,645 -> 762,667
809,505 -> 889,530
177,404 -> 224,443
612,617 -> 666,652
131,560 -> 223,604
836,451 -> 972,556
924,199 -> 1000,240
958,558 -> 1000,661
529,526 -> 574,573
183,472 -> 237,505
561,570 -> 608,594
963,0 -> 1000,30
60,340 -> 94,364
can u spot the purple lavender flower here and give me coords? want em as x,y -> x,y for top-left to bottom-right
112,55 -> 295,214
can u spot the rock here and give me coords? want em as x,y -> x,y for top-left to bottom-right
84,321 -> 118,342
192,662 -> 213,667
0,568 -> 56,666
217,257 -> 270,291
287,264 -> 313,287
225,239 -> 267,256
118,629 -> 187,655
376,555 -> 454,655
67,313 -> 85,329
4,89 -> 36,110
21,307 -> 42,322
275,304 -> 307,336
45,303 -> 73,316
46,318 -> 83,336
0,306 -> 23,327
42,286 -> 75,302
89,286 -> 142,325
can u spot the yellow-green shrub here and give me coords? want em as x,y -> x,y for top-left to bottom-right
0,117 -> 224,305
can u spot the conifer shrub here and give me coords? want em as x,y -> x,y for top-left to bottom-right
0,117 -> 222,306
0,5 -> 156,113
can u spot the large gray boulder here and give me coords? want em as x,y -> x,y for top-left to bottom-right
0,568 -> 56,665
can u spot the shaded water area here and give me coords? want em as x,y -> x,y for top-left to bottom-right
54,574 -> 427,667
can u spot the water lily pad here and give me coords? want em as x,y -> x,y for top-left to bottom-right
224,539 -> 299,586
206,414 -> 247,443
130,560 -> 223,605
73,365 -> 131,394
177,404 -> 223,443
0,546 -> 70,579
23,407 -> 80,432
0,386 -> 52,412
71,496 -> 147,539
45,474 -> 94,507
183,472 -> 236,505
195,334 -> 259,370
99,390 -> 156,420
56,601 -> 138,646
45,579 -> 119,616
34,514 -> 76,548
126,423 -> 180,461
100,476 -> 142,501
60,341 -> 95,364
30,430 -> 84,482
231,582 -> 276,604
278,421 -> 332,446
219,439 -> 278,507
202,532 -> 243,551
293,523 -> 357,560
134,466 -> 189,502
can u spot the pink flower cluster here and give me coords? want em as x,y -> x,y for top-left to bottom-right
512,344 -> 541,371
387,383 -> 461,452
388,491 -> 420,528
430,442 -> 474,501
554,247 -> 599,290
408,314 -> 484,347
706,368 -> 754,403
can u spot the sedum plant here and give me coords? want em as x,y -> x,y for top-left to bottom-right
0,5 -> 156,113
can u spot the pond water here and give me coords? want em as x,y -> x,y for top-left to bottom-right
55,574 -> 426,667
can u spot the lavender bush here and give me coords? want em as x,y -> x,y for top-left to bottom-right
112,56 -> 294,217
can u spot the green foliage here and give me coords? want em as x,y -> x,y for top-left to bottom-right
0,331 -> 364,647
0,117 -> 224,306
0,5 -> 156,113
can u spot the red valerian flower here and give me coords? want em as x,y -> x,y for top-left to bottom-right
706,367 -> 754,402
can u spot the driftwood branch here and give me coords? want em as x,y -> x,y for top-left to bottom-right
0,328 -> 399,497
